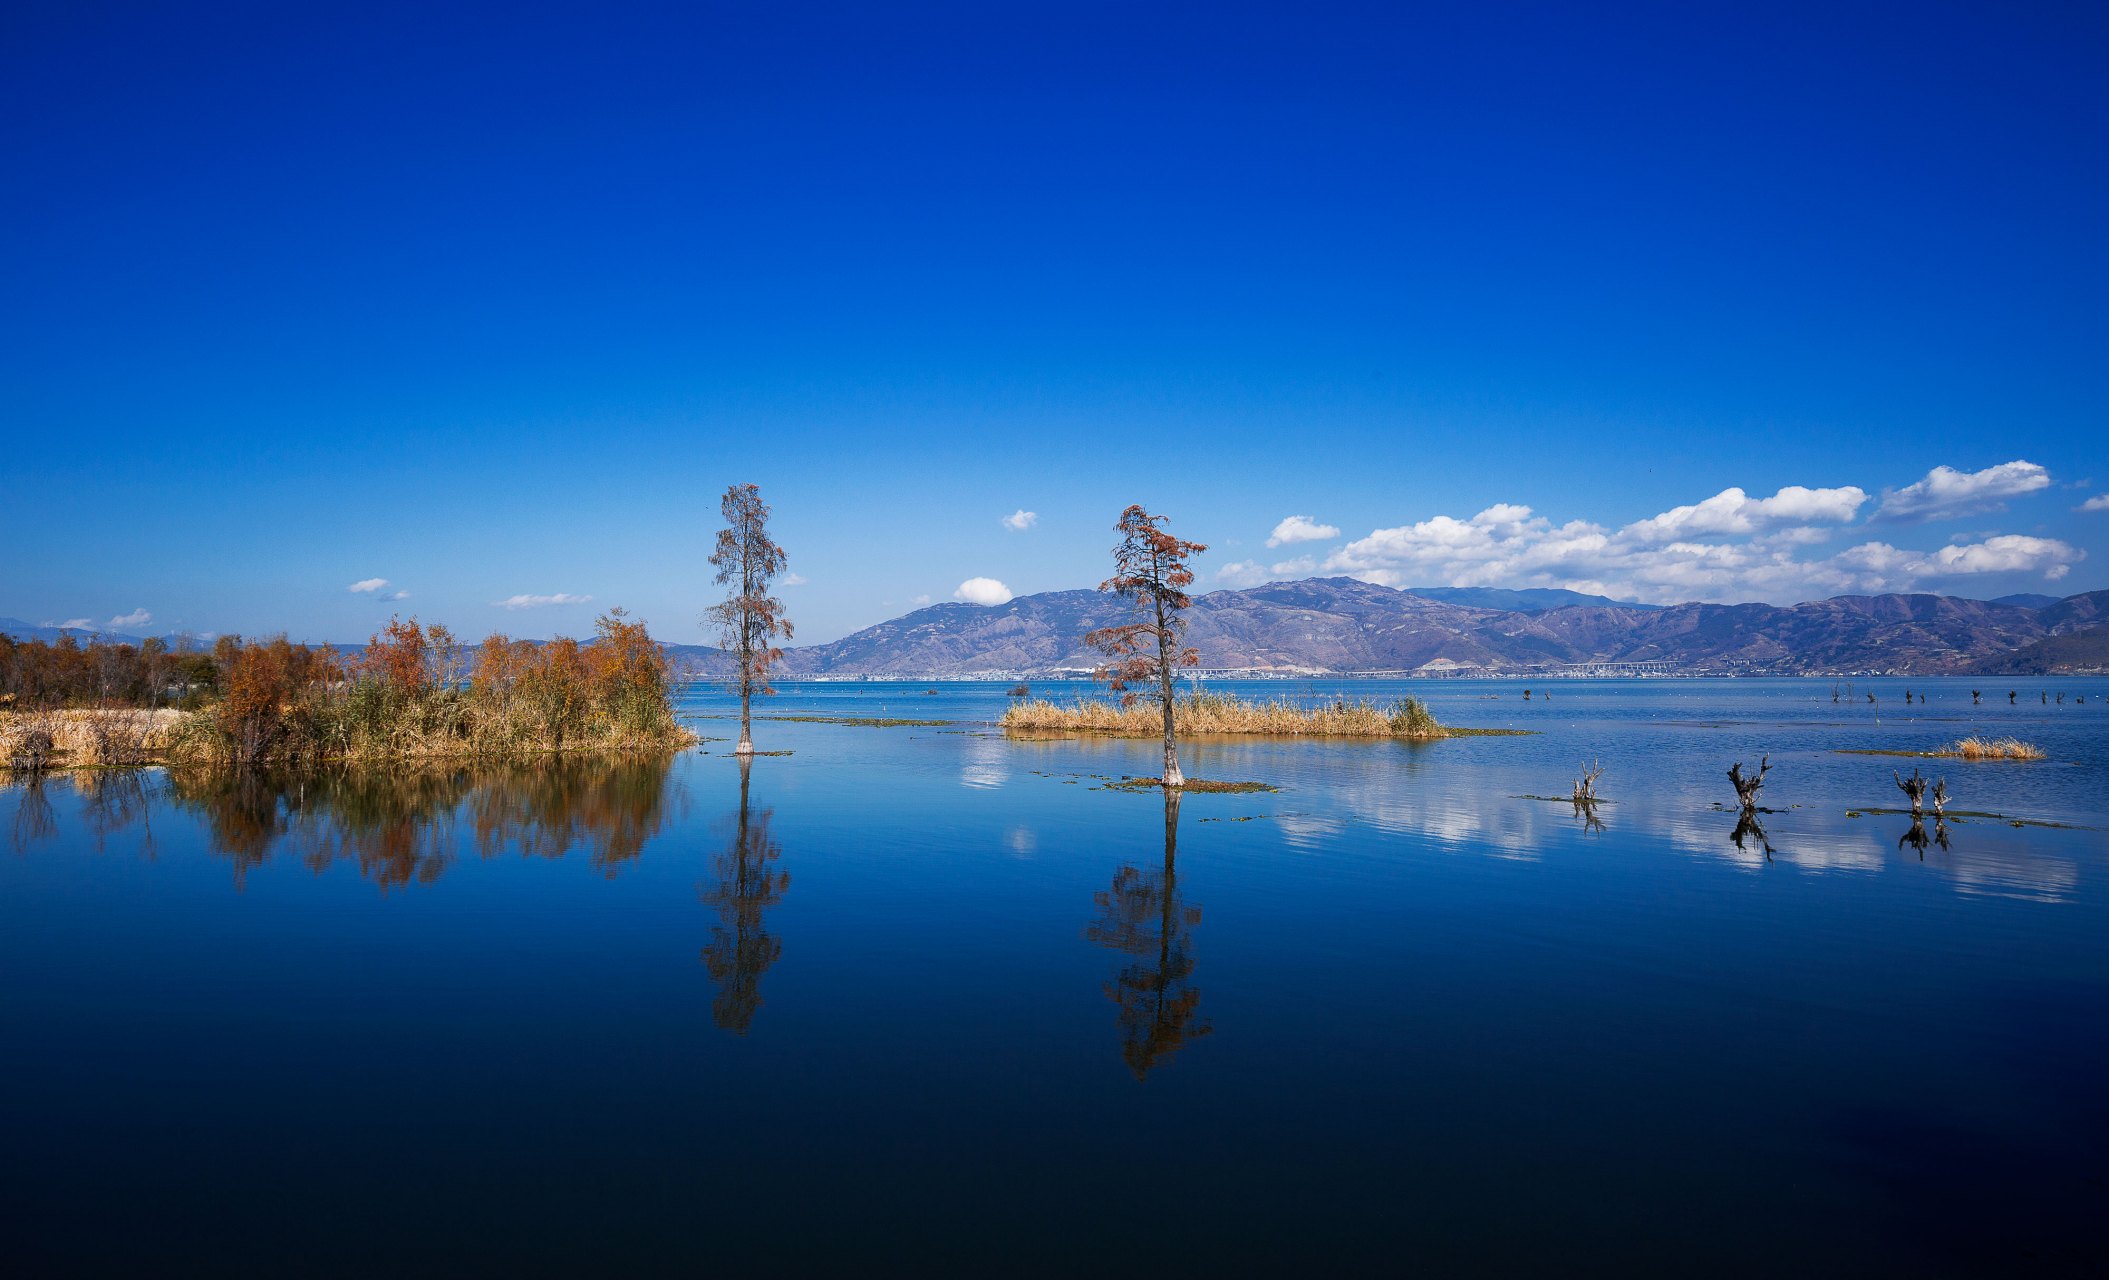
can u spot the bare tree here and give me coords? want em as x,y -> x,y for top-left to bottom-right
706,483 -> 793,756
1084,505 -> 1207,789
1727,756 -> 1770,810
1894,767 -> 1928,816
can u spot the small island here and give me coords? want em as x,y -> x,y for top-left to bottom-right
1001,691 -> 1524,740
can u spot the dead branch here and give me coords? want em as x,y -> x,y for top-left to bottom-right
1727,755 -> 1770,810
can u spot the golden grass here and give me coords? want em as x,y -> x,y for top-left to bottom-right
1950,736 -> 2047,761
1001,692 -> 1451,739
0,708 -> 187,768
1838,736 -> 2048,762
2,705 -> 698,769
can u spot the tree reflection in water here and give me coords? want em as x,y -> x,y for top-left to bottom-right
1087,788 -> 1211,1079
79,771 -> 158,859
1899,817 -> 1953,859
1730,809 -> 1775,860
7,776 -> 58,854
699,756 -> 787,1035
165,756 -> 678,891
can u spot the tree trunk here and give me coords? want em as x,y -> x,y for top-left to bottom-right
735,667 -> 754,755
1154,591 -> 1182,788
735,615 -> 755,755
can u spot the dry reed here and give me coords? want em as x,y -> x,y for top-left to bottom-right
1949,736 -> 2047,761
0,709 -> 186,768
1001,692 -> 1449,739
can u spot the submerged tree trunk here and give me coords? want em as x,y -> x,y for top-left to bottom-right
736,662 -> 754,754
735,594 -> 756,756
1155,587 -> 1182,788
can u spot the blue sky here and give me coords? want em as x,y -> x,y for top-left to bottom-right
4,1 -> 2106,644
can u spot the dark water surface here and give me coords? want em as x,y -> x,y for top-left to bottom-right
5,678 -> 2107,1275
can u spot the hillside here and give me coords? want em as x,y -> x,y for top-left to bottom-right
665,582 -> 2109,677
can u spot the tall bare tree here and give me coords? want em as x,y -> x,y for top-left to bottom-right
1085,504 -> 1207,788
707,483 -> 793,755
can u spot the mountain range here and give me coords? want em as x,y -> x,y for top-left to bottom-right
665,579 -> 2109,677
10,580 -> 2108,676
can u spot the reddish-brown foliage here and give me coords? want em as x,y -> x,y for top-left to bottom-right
707,483 -> 795,752
1083,505 -> 1207,787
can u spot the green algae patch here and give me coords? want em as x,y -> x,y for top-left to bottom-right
1848,806 -> 2084,830
1102,776 -> 1279,794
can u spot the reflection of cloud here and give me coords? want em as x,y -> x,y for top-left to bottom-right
1945,848 -> 2080,904
1005,825 -> 1036,858
1274,812 -> 1346,850
961,734 -> 1009,789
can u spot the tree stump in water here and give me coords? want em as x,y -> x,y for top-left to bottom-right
1728,756 -> 1770,810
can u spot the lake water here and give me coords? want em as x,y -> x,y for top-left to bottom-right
4,677 -> 2107,1275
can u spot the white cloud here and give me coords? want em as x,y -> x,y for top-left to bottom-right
348,578 -> 390,594
2079,494 -> 2109,513
1623,485 -> 1866,542
1915,534 -> 2081,578
911,593 -> 932,606
1267,515 -> 1341,547
494,593 -> 594,610
1218,555 -> 1322,588
1321,475 -> 2087,605
780,573 -> 808,587
56,618 -> 92,631
1002,509 -> 1038,532
1876,460 -> 2050,521
953,577 -> 1013,606
108,608 -> 152,629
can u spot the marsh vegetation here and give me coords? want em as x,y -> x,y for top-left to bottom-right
2,612 -> 690,769
1838,736 -> 2048,762
1002,691 -> 1462,739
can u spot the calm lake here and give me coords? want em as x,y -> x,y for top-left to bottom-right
5,677 -> 2107,1275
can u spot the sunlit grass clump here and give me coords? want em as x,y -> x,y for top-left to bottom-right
0,708 -> 186,768
1001,692 -> 1451,739
1949,736 -> 2047,761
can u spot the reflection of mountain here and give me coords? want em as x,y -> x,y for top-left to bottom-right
165,757 -> 677,890
700,758 -> 788,1035
665,580 -> 2109,676
1087,790 -> 1210,1079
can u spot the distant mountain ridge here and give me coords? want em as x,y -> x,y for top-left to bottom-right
12,583 -> 2109,676
1400,586 -> 1659,613
662,579 -> 2109,677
